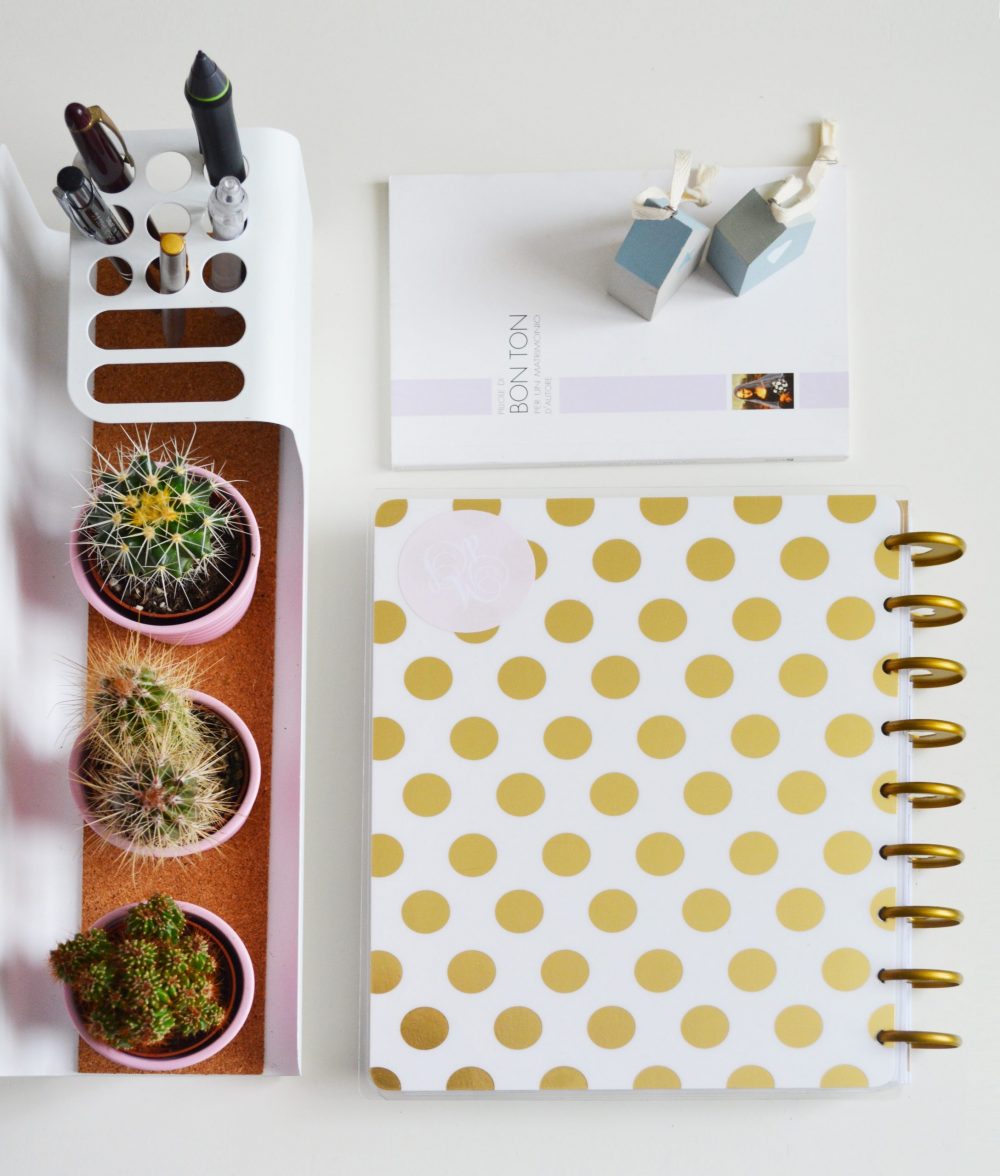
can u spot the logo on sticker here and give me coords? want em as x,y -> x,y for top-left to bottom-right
398,509 -> 535,632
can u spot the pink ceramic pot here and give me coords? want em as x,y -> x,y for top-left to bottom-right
63,900 -> 254,1072
70,465 -> 260,646
68,690 -> 261,859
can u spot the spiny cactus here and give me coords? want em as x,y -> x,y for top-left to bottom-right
87,635 -> 200,751
79,435 -> 243,596
79,635 -> 236,851
50,894 -> 225,1053
85,725 -> 234,851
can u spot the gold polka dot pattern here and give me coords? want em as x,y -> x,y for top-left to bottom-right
633,1066 -> 681,1089
370,495 -> 903,1092
541,951 -> 590,993
448,951 -> 496,994
403,656 -> 453,700
593,539 -> 641,582
497,656 -> 546,699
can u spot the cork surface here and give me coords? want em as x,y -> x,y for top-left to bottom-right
94,307 -> 246,350
91,361 -> 244,404
79,414 -> 279,1075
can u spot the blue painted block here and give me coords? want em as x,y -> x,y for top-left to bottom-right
707,188 -> 815,296
608,205 -> 710,320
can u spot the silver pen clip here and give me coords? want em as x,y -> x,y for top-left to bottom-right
52,186 -> 97,240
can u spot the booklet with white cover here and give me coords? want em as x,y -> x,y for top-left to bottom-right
389,167 -> 848,468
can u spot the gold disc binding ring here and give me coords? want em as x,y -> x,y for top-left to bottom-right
879,781 -> 964,809
880,842 -> 964,868
882,656 -> 966,688
876,1029 -> 961,1049
883,595 -> 966,628
878,968 -> 963,988
879,905 -> 963,928
882,718 -> 965,748
883,532 -> 966,567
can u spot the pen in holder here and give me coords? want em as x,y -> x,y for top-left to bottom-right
158,232 -> 188,346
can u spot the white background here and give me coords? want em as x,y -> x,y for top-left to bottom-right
1,1 -> 997,1172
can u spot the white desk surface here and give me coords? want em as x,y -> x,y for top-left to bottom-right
2,1 -> 997,1172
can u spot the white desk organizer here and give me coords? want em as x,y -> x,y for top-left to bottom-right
67,126 -> 310,439
0,131 -> 310,1075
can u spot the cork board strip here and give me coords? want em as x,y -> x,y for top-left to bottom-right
93,307 -> 246,351
91,361 -> 244,405
78,419 -> 279,1074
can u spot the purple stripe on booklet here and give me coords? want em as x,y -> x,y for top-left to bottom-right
796,372 -> 849,409
392,379 -> 492,417
561,375 -> 721,414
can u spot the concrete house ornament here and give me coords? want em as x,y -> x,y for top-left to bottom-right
607,149 -> 718,320
707,119 -> 839,296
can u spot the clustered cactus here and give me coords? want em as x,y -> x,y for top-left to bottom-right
79,435 -> 243,600
80,637 -> 235,851
50,894 -> 225,1053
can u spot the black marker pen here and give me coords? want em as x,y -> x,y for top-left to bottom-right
184,50 -> 246,186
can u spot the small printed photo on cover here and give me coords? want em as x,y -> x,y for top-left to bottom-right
732,372 -> 795,410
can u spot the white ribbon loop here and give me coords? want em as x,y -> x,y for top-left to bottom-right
685,164 -> 718,207
769,119 -> 839,226
632,151 -> 718,221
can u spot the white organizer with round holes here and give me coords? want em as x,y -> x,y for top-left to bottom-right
65,127 -> 310,437
54,130 -> 311,1074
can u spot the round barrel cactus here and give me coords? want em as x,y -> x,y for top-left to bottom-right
79,437 -> 243,593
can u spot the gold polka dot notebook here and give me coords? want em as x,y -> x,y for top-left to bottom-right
367,495 -> 966,1094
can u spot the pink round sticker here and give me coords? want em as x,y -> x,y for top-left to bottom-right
397,509 -> 535,632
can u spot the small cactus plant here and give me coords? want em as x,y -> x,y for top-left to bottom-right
50,894 -> 226,1053
84,725 -> 234,851
88,634 -> 199,750
78,636 -> 236,852
78,435 -> 244,604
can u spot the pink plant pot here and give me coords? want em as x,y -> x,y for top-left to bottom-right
63,900 -> 255,1072
70,465 -> 260,646
68,690 -> 261,859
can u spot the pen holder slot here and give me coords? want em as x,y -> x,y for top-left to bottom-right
89,361 -> 244,403
204,253 -> 247,292
145,257 -> 190,293
90,307 -> 245,350
66,127 -> 310,428
201,158 -> 250,187
145,202 -> 191,239
90,258 -> 132,294
145,151 -> 193,193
